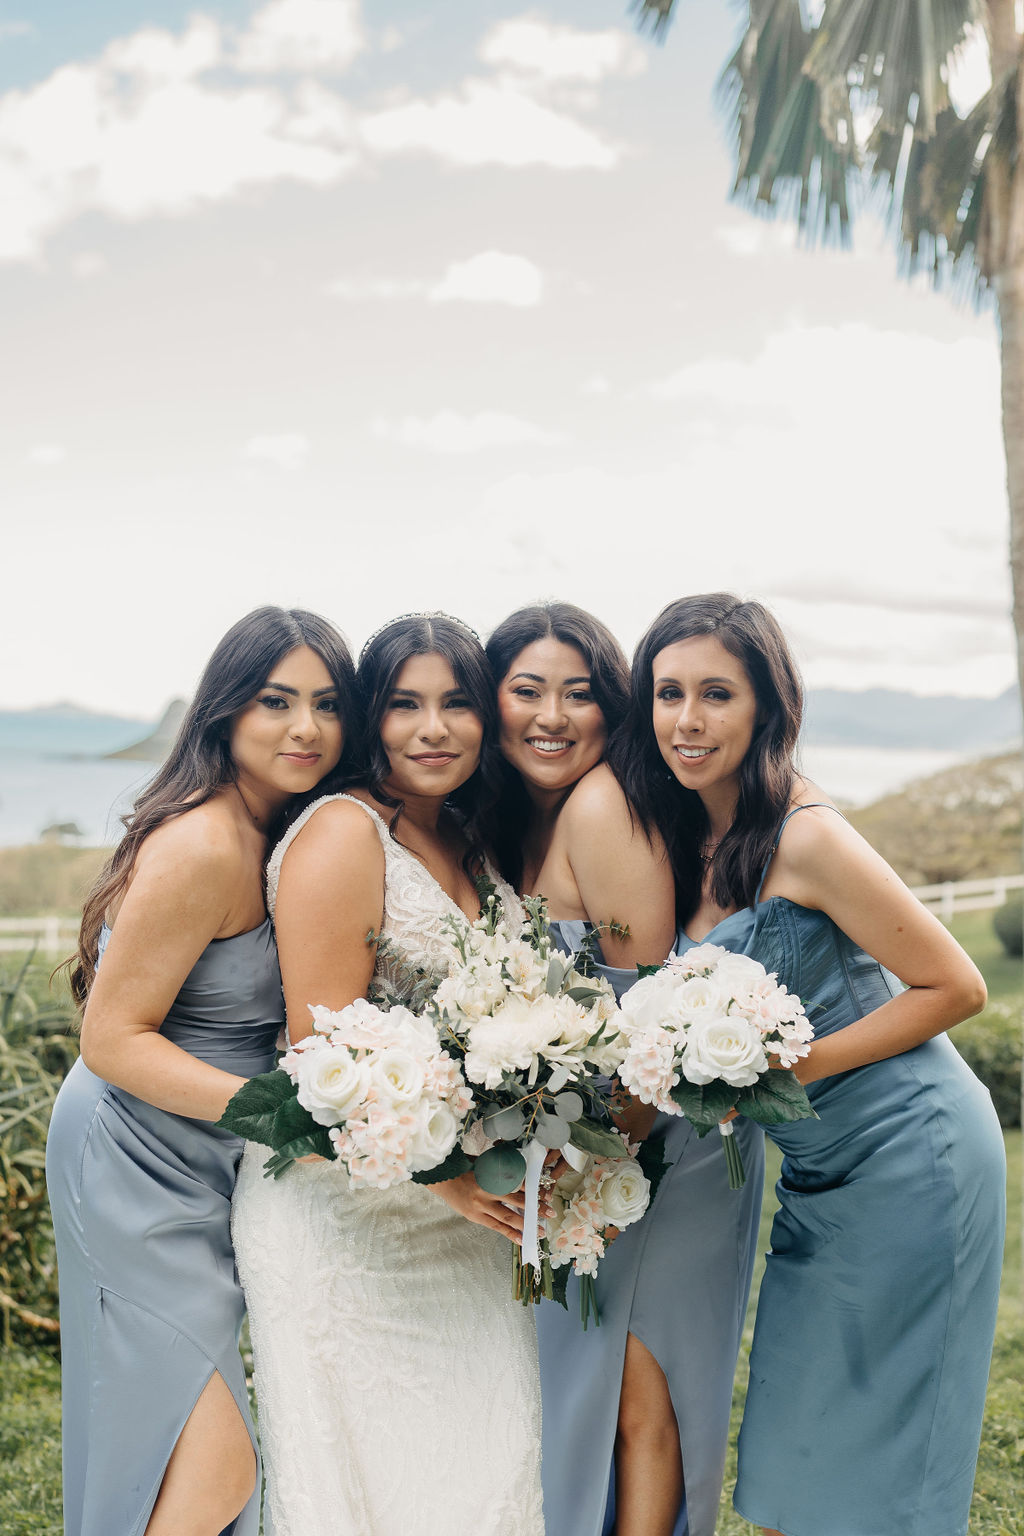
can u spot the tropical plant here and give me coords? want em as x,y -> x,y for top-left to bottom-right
0,953 -> 78,1350
635,0 -> 1024,700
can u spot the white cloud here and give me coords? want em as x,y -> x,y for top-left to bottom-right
326,275 -> 423,300
429,251 -> 543,306
234,0 -> 365,75
582,373 -> 611,395
27,443 -> 67,467
715,221 -> 796,258
242,433 -> 310,470
479,17 -> 647,83
372,411 -> 563,453
360,79 -> 619,169
0,29 -> 357,261
70,250 -> 108,278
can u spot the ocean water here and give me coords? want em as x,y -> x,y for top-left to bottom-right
0,739 -> 977,848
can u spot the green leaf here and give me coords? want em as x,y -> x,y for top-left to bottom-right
545,954 -> 566,997
474,1144 -> 528,1195
636,963 -> 662,979
411,1145 -> 473,1185
635,1138 -> 672,1203
261,1125 -> 334,1178
565,985 -> 604,1004
548,1263 -> 569,1311
736,1069 -> 818,1126
669,1078 -> 739,1131
272,1093 -> 319,1144
217,1069 -> 294,1142
568,1118 -> 629,1159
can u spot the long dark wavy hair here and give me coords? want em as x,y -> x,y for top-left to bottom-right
484,602 -> 631,888
354,614 -> 502,859
609,593 -> 802,925
69,607 -> 360,1006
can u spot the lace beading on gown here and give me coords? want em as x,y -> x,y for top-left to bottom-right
233,795 -> 543,1536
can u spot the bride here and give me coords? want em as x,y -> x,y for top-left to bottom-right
231,613 -> 544,1536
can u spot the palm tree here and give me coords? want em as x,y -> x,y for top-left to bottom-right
636,0 -> 1024,701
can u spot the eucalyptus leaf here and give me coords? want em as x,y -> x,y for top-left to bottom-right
411,1145 -> 473,1185
217,1069 -> 294,1142
553,1091 -> 585,1123
565,986 -> 604,1004
545,954 -> 566,997
568,1119 -> 628,1159
475,1144 -> 528,1194
534,1113 -> 571,1150
482,1104 -> 527,1140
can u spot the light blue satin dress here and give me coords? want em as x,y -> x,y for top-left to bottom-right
46,920 -> 283,1536
536,921 -> 765,1536
707,809 -> 1006,1536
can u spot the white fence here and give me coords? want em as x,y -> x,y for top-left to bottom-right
0,916 -> 80,956
1,874 -> 1023,955
910,874 -> 1024,923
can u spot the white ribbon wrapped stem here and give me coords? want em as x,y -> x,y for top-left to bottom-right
562,1142 -> 589,1172
521,1137 -> 548,1269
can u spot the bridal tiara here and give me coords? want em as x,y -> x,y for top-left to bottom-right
358,610 -> 483,661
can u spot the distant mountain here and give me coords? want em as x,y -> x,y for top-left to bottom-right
803,686 -> 1021,751
105,700 -> 187,762
0,707 -> 147,758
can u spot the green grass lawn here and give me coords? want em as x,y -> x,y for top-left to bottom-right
950,909 -> 1024,1005
3,1133 -> 1020,1536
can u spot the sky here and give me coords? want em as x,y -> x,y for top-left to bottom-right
0,0 -> 1014,718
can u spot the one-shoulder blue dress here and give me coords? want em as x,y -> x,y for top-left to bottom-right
695,809 -> 1006,1536
45,920 -> 283,1536
535,920 -> 765,1536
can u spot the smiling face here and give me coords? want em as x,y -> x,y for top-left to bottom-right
497,636 -> 608,802
651,635 -> 759,814
379,651 -> 484,802
229,644 -> 343,812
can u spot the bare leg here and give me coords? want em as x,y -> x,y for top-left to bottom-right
145,1370 -> 257,1536
613,1331 -> 684,1536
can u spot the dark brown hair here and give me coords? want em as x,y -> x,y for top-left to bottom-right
484,601 -> 630,888
609,593 -> 802,924
68,607 -> 359,1006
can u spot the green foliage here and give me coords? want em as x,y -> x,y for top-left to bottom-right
567,1119 -> 629,1159
0,955 -> 78,1351
410,1145 -> 472,1185
993,895 -> 1024,959
0,845 -> 109,919
953,1003 -> 1022,1130
0,1348 -> 63,1535
950,909 -> 1024,1005
473,1144 -> 527,1195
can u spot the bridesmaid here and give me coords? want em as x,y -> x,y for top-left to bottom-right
613,591 -> 1005,1536
486,601 -> 765,1536
45,607 -> 357,1536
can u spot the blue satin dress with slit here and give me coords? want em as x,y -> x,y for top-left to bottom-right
45,919 -> 283,1536
536,921 -> 765,1536
698,806 -> 1006,1536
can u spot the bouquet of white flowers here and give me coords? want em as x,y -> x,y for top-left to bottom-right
541,1139 -> 652,1327
415,892 -> 635,1296
218,997 -> 473,1185
617,943 -> 816,1188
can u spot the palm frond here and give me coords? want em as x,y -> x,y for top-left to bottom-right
806,0 -> 982,137
719,0 -> 857,241
632,0 -> 677,36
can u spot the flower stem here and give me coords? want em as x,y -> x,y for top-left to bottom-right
579,1274 -> 601,1330
719,1121 -> 745,1189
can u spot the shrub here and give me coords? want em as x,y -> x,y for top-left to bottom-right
993,895 -> 1024,959
953,1000 -> 1022,1129
0,954 -> 78,1351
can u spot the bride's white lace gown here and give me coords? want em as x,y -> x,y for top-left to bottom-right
231,795 -> 544,1536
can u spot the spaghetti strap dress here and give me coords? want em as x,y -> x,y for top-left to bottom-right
535,920 -> 764,1536
698,805 -> 1005,1536
45,918 -> 283,1536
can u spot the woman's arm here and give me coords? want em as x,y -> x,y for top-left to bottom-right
561,765 -> 677,968
272,799 -> 385,1033
766,804 -> 986,1085
80,810 -> 260,1121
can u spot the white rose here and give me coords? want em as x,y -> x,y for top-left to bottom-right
599,1160 -> 651,1229
668,942 -> 728,974
370,1046 -> 426,1105
671,974 -> 730,1026
294,1046 -> 371,1126
682,1016 -> 768,1088
715,952 -> 768,1005
407,1101 -> 460,1170
618,973 -> 682,1034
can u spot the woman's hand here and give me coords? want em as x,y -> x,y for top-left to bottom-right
432,1170 -> 529,1243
